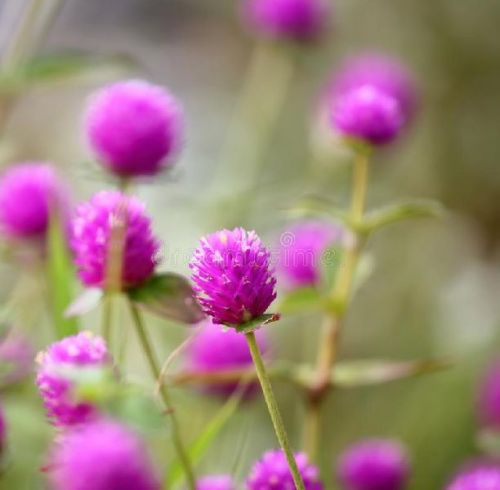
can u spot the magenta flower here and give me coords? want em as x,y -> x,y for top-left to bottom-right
477,360 -> 500,430
0,163 -> 67,240
446,463 -> 500,490
70,190 -> 160,288
190,228 -> 277,326
332,85 -> 404,146
36,332 -> 111,426
48,419 -> 160,490
84,79 -> 184,177
278,220 -> 343,289
187,320 -> 268,397
247,449 -> 323,490
241,0 -> 331,41
337,439 -> 410,490
197,475 -> 235,490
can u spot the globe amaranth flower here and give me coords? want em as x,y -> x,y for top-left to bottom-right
477,359 -> 500,430
241,0 -> 331,41
190,228 -> 277,326
71,190 -> 160,288
36,332 -> 111,426
197,475 -> 235,490
247,449 -> 323,490
84,79 -> 184,177
337,439 -> 410,490
0,163 -> 68,240
446,463 -> 500,490
187,319 -> 268,397
278,219 -> 343,289
48,419 -> 160,490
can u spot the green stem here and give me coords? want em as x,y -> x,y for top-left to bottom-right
101,293 -> 113,348
245,331 -> 305,490
128,300 -> 196,490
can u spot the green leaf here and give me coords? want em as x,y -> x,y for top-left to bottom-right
320,245 -> 343,292
46,213 -> 78,338
288,196 -> 349,224
128,273 -> 205,325
279,287 -> 324,314
65,288 -> 103,318
358,200 -> 444,235
333,359 -> 450,388
352,253 -> 375,295
234,313 -> 281,333
166,384 -> 246,487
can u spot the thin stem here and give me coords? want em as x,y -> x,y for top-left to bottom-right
128,300 -> 196,490
101,293 -> 113,348
245,331 -> 305,490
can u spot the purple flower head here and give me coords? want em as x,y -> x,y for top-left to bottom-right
446,463 -> 500,490
477,360 -> 500,430
84,79 -> 184,177
337,439 -> 410,490
332,85 -> 404,146
247,449 -> 323,490
241,0 -> 331,41
70,190 -> 160,289
36,332 -> 111,426
190,228 -> 277,326
187,319 -> 269,397
278,220 -> 343,289
0,163 -> 68,240
329,53 -> 418,125
0,333 -> 34,385
197,475 -> 235,490
48,419 -> 160,490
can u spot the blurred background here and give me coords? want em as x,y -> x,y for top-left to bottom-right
1,0 -> 500,488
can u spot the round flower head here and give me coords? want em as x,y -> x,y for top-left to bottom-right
446,463 -> 500,490
187,320 -> 268,397
48,419 -> 160,490
197,475 -> 235,490
36,332 -> 111,426
247,449 -> 323,490
332,85 -> 404,146
241,0 -> 331,41
84,79 -> 184,177
477,360 -> 500,429
71,190 -> 160,288
190,228 -> 276,326
337,439 -> 409,490
278,220 -> 343,289
329,53 -> 418,125
0,163 -> 67,240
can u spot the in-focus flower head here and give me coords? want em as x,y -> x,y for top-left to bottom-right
247,449 -> 323,490
446,463 -> 500,490
337,439 -> 409,490
84,79 -> 184,177
197,475 -> 235,490
278,219 -> 343,289
36,332 -> 111,426
190,228 -> 276,326
477,359 -> 500,430
187,319 -> 268,397
48,418 -> 160,490
0,163 -> 68,240
241,0 -> 331,42
71,190 -> 160,288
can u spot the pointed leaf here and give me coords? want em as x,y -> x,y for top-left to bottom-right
128,273 -> 204,325
65,288 -> 103,318
234,313 -> 280,333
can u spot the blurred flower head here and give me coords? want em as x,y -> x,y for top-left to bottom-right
247,449 -> 323,490
278,219 -> 343,289
190,228 -> 276,326
84,79 -> 184,177
70,190 -> 161,289
241,0 -> 331,41
36,332 -> 111,426
446,463 -> 500,490
187,319 -> 268,398
0,163 -> 68,240
196,475 -> 235,490
0,332 -> 34,386
337,439 -> 410,490
48,418 -> 160,490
